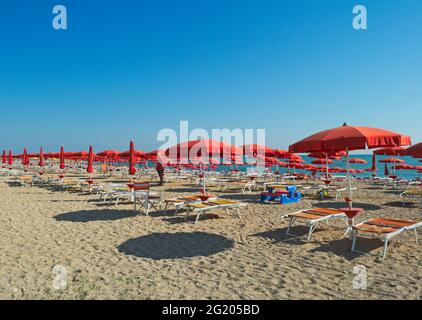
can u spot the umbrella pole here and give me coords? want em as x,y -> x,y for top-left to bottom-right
346,148 -> 353,209
325,153 -> 329,180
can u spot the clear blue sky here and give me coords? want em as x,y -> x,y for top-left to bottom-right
1,0 -> 421,153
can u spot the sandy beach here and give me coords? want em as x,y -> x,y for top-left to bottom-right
1,174 -> 421,300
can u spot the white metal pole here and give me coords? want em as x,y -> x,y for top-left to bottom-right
346,147 -> 353,208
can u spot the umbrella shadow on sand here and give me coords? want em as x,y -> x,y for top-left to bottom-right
313,201 -> 382,211
383,201 -> 418,208
54,209 -> 138,222
219,193 -> 260,203
310,238 -> 384,261
117,232 -> 234,260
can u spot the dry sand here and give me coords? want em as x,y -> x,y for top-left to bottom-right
0,175 -> 421,299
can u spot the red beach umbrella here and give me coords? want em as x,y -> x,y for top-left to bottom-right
86,146 -> 94,174
8,150 -> 13,166
242,144 -> 276,157
405,142 -> 422,158
22,148 -> 28,166
97,150 -> 119,158
384,163 -> 389,177
165,139 -> 243,165
59,146 -> 65,170
379,158 -> 405,164
39,147 -> 45,167
311,158 -> 333,165
349,158 -> 367,164
2,150 -> 6,164
289,123 -> 411,208
128,140 -> 137,176
370,153 -> 377,174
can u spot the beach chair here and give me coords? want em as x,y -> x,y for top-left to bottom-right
16,175 -> 34,186
282,208 -> 348,240
163,195 -> 216,215
185,199 -> 247,224
351,218 -> 422,259
132,183 -> 163,215
400,190 -> 422,208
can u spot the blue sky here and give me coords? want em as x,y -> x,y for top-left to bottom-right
1,0 -> 421,153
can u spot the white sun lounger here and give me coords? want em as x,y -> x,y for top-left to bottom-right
282,208 -> 348,240
351,218 -> 422,259
185,199 -> 247,224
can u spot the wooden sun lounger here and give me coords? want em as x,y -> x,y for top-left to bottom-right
185,199 -> 247,224
351,218 -> 422,259
400,190 -> 422,208
282,208 -> 348,240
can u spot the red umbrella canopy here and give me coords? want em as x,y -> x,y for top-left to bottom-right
59,146 -> 65,170
165,139 -> 243,164
405,142 -> 422,158
373,147 -> 406,156
311,158 -> 333,165
242,144 -> 276,157
2,150 -> 6,164
308,151 -> 345,159
395,164 -> 415,170
97,150 -> 119,158
274,149 -> 291,159
39,147 -> 45,167
289,123 -> 411,153
119,149 -> 145,159
8,150 -> 13,165
86,146 -> 94,174
128,141 -> 137,176
349,158 -> 368,164
379,158 -> 405,163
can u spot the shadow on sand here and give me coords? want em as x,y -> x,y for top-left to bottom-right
118,232 -> 234,260
54,209 -> 138,222
313,201 -> 382,211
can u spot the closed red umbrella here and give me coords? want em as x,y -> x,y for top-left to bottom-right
8,150 -> 13,166
39,147 -> 45,167
384,163 -> 389,177
59,146 -> 65,170
128,140 -> 137,176
86,146 -> 94,174
370,153 -> 377,174
22,148 -> 29,166
2,150 -> 6,164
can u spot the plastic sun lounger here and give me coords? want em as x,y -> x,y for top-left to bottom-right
163,195 -> 216,215
185,199 -> 247,224
351,218 -> 422,259
282,208 -> 348,240
400,190 -> 422,208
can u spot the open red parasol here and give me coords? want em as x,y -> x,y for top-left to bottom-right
289,123 -> 411,208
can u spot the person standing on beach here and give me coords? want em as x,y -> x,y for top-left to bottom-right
156,162 -> 165,185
